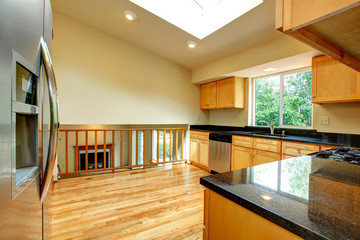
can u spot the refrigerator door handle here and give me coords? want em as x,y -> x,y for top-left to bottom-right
39,37 -> 59,203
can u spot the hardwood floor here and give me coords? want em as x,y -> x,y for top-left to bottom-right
50,164 -> 209,240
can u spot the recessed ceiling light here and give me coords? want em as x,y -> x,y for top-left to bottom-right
186,41 -> 198,48
264,67 -> 276,72
124,10 -> 137,21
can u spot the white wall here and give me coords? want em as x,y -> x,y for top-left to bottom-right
52,12 -> 208,125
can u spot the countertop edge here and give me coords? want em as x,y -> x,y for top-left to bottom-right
200,177 -> 328,240
190,128 -> 348,147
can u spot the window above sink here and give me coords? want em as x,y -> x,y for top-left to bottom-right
252,67 -> 313,129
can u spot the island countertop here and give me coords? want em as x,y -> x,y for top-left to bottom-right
200,155 -> 360,240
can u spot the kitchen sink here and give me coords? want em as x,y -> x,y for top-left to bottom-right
253,133 -> 289,138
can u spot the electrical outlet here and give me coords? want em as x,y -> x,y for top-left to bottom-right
319,116 -> 329,125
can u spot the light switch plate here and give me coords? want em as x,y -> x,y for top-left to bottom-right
319,116 -> 329,125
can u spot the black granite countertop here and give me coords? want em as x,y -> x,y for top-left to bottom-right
200,156 -> 360,240
190,125 -> 360,148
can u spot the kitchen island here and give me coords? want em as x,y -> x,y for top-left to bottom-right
200,155 -> 360,240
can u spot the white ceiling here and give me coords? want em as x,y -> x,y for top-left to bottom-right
51,0 -> 283,70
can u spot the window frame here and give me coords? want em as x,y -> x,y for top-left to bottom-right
252,67 -> 313,129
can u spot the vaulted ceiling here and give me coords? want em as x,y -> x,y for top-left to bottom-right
51,0 -> 283,69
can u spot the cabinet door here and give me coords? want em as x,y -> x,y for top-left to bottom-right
253,150 -> 281,166
199,140 -> 209,167
200,82 -> 217,109
312,55 -> 360,103
190,139 -> 199,163
217,77 -> 235,108
231,146 -> 252,170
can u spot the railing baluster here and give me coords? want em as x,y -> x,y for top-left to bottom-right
143,131 -> 146,167
150,130 -> 153,164
121,131 -> 123,168
75,131 -> 79,172
136,130 -> 139,166
163,130 -> 166,162
65,131 -> 68,173
104,131 -> 106,169
112,130 -> 115,172
95,130 -> 98,170
170,130 -> 172,162
157,130 -> 159,164
181,130 -> 184,160
176,129 -> 178,161
85,131 -> 88,171
128,131 -> 132,167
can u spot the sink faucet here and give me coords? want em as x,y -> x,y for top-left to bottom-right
258,120 -> 274,135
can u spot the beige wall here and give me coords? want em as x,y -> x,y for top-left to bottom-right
52,12 -> 208,125
191,35 -> 313,83
313,103 -> 360,134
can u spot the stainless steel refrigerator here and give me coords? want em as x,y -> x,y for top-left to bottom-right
0,0 -> 59,239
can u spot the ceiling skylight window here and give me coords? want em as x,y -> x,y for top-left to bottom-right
129,0 -> 263,39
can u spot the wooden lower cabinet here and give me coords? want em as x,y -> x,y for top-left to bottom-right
204,189 -> 303,240
190,131 -> 210,171
231,146 -> 252,170
253,150 -> 281,166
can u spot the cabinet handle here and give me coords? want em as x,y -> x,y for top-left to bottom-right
297,148 -> 301,152
249,152 -> 252,155
206,104 -> 209,106
311,95 -> 315,98
253,153 -> 255,155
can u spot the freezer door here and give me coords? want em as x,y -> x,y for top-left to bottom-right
0,0 -> 44,239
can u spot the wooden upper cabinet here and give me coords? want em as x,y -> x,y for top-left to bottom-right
312,55 -> 360,103
276,0 -> 360,72
217,77 -> 245,109
200,82 -> 217,109
200,77 -> 245,110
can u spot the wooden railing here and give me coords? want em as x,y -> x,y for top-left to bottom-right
57,128 -> 188,177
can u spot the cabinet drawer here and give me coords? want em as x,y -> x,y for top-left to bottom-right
253,150 -> 280,166
232,135 -> 254,148
282,141 -> 320,156
254,138 -> 281,153
198,132 -> 210,140
320,145 -> 337,151
190,131 -> 209,140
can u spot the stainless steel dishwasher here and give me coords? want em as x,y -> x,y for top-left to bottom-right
208,133 -> 232,173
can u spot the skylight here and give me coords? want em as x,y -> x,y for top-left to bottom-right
129,0 -> 263,39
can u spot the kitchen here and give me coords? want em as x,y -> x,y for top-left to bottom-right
0,0 -> 359,239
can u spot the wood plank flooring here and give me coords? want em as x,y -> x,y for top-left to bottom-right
50,164 -> 209,240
